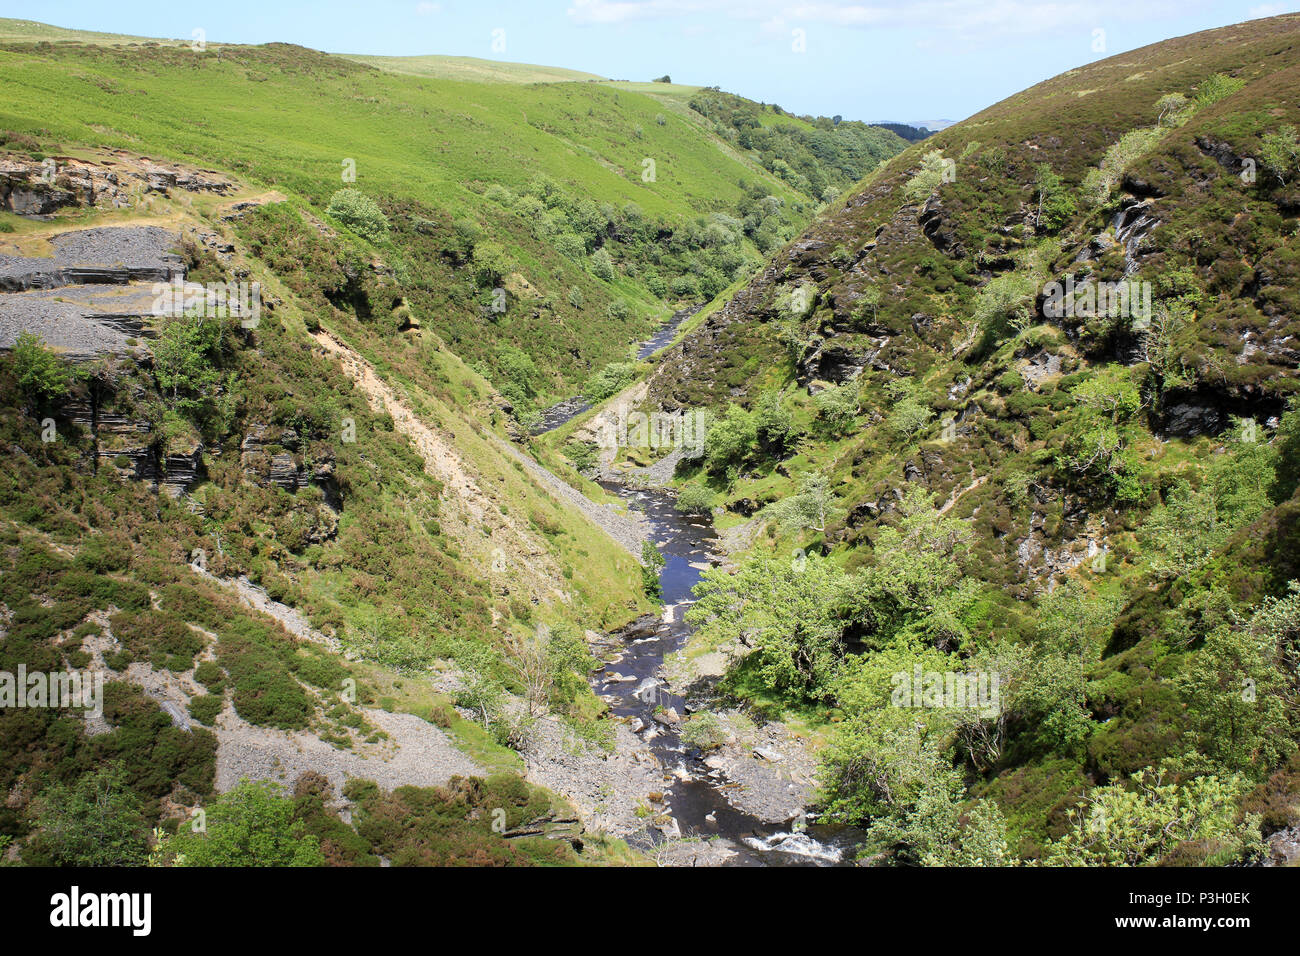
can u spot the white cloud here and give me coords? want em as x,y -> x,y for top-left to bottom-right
416,2 -> 442,15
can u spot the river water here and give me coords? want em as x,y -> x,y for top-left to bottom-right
529,305 -> 699,436
530,308 -> 863,865
594,480 -> 865,866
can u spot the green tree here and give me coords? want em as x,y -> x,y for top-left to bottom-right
1176,618 -> 1295,776
1154,92 -> 1193,128
813,381 -> 859,438
752,388 -> 794,454
1260,125 -> 1300,186
1042,770 -> 1261,866
766,472 -> 838,534
848,486 -> 975,646
154,779 -> 324,866
30,763 -> 148,866
1070,370 -> 1142,423
853,286 -> 882,327
640,540 -> 665,599
8,331 -> 78,401
583,362 -> 637,403
703,404 -> 757,479
325,189 -> 390,242
674,484 -> 716,514
472,239 -> 512,287
688,551 -> 848,699
902,149 -> 950,203
152,314 -> 231,414
589,246 -> 616,282
1081,127 -> 1163,207
1033,162 -> 1076,231
883,380 -> 934,442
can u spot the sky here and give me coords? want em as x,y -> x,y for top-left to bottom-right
6,1 -> 1295,124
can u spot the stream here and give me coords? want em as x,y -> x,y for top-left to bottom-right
595,480 -> 865,865
529,305 -> 699,436
532,309 -> 864,865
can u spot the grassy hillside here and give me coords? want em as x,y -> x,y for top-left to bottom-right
0,20 -> 906,419
339,53 -> 606,83
605,13 -> 1300,864
0,17 -> 188,46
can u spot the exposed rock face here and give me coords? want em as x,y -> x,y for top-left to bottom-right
1,227 -> 187,359
0,154 -> 243,500
239,424 -> 339,500
798,340 -> 868,388
918,196 -> 965,258
0,153 -> 232,218
161,444 -> 206,497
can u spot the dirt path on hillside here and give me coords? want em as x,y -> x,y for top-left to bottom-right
310,328 -> 643,608
312,327 -> 497,521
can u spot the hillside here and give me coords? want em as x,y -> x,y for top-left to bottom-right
560,13 -> 1300,864
7,7 -> 1299,872
0,15 -> 911,866
0,19 -> 906,420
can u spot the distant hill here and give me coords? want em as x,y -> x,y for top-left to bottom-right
871,121 -> 935,142
337,53 -> 608,84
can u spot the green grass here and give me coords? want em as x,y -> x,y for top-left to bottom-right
339,53 -> 606,84
0,17 -> 192,46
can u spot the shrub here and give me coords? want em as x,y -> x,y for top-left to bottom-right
641,541 -> 665,599
188,694 -> 223,726
589,247 -> 616,281
681,712 -> 727,750
813,382 -> 859,438
583,362 -> 636,403
1260,126 -> 1300,186
28,763 -> 148,866
554,232 -> 586,259
1193,73 -> 1245,107
325,189 -> 390,242
1082,127 -> 1163,207
902,150 -> 950,203
674,484 -> 716,514
8,332 -> 77,401
154,779 -> 324,866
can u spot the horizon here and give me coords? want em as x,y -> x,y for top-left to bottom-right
3,1 -> 1292,123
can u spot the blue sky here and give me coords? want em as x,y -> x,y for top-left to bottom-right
7,1 -> 1294,123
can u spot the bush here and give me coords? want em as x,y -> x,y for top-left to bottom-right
155,779 -> 324,866
188,694 -> 223,726
681,712 -> 727,751
472,240 -> 512,288
583,362 -> 636,403
8,332 -> 77,401
325,189 -> 390,243
641,541 -> 665,599
675,484 -> 716,514
902,150 -> 950,203
554,232 -> 586,259
194,661 -> 226,694
589,247 -> 616,281
28,763 -> 148,866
